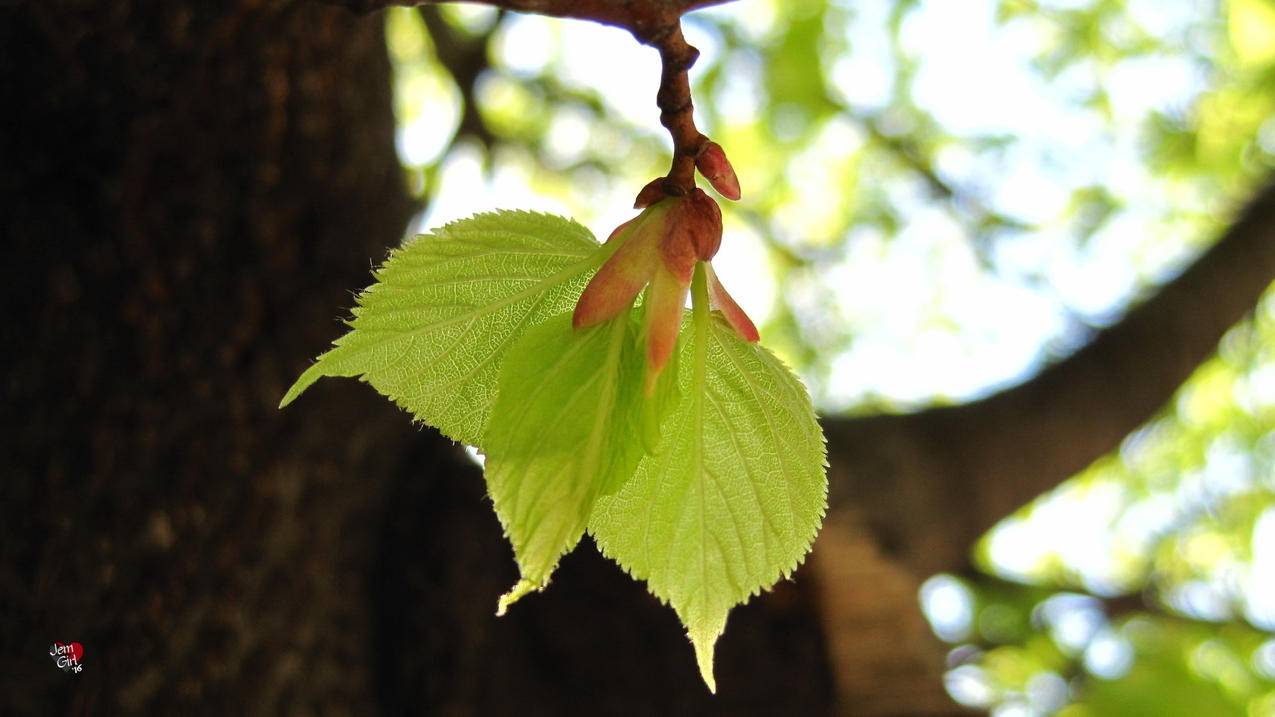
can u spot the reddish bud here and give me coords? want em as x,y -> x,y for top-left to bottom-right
634,178 -> 667,209
573,188 -> 730,391
573,212 -> 662,329
706,264 -> 759,342
695,142 -> 741,201
685,189 -> 722,261
659,188 -> 721,283
642,263 -> 689,391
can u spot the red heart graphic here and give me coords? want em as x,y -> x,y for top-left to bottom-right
53,642 -> 84,663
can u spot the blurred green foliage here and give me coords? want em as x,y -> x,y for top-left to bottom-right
382,0 -> 1275,713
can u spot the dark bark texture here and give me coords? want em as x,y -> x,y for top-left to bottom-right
0,1 -> 835,715
1,1 -> 418,713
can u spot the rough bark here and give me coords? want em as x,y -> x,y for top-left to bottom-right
1,1 -> 417,713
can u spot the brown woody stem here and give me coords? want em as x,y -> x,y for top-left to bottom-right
334,0 -> 734,35
331,0 -> 724,197
649,22 -> 706,196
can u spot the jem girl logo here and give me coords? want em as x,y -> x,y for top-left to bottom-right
49,642 -> 84,674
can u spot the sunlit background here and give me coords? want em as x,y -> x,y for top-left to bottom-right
385,0 -> 1275,713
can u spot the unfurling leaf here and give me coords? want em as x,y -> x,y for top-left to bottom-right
483,312 -> 676,614
282,211 -> 828,694
589,288 -> 827,693
279,211 -> 602,444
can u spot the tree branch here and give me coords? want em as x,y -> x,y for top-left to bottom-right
417,6 -> 501,150
652,22 -> 705,195
336,0 -> 734,38
338,0 -> 726,195
822,178 -> 1275,576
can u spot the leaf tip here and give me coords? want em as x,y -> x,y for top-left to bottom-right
278,366 -> 323,409
496,578 -> 542,617
692,632 -> 719,694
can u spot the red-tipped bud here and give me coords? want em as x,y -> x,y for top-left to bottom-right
573,212 -> 662,329
706,264 -> 759,342
685,189 -> 722,261
634,178 -> 667,209
642,263 -> 689,391
573,188 -> 728,388
695,142 -> 741,201
659,188 -> 722,282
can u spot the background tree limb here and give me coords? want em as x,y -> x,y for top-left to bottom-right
808,180 -> 1275,715
822,178 -> 1275,577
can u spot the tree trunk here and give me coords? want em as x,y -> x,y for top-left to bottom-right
1,0 -> 419,712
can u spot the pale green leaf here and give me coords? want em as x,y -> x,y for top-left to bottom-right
279,211 -> 602,445
588,303 -> 828,693
484,311 -> 678,614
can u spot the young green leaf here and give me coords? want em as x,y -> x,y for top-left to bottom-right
588,274 -> 828,693
483,311 -> 676,614
279,211 -> 602,445
282,209 -> 828,692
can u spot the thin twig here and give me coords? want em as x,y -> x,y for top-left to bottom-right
417,6 -> 502,149
333,0 -> 729,195
651,22 -> 705,195
336,0 -> 735,37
